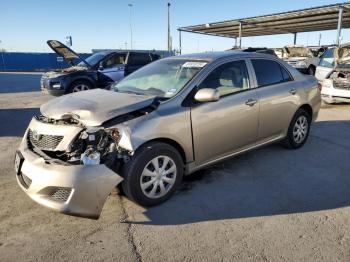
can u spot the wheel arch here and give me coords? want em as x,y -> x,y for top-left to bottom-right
135,138 -> 187,165
307,64 -> 316,75
298,104 -> 313,119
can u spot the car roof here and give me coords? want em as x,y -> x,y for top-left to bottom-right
168,51 -> 276,62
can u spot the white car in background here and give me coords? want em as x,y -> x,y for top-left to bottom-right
282,46 -> 320,75
315,47 -> 336,81
320,43 -> 350,104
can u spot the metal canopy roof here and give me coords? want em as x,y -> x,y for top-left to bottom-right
178,2 -> 350,38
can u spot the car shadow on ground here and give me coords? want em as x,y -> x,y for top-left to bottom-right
127,120 -> 350,226
0,108 -> 39,137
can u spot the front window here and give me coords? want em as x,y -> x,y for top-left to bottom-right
198,60 -> 250,96
319,48 -> 335,68
112,59 -> 207,98
104,53 -> 127,68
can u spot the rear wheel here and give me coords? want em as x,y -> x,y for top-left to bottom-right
283,109 -> 311,149
69,80 -> 92,93
122,142 -> 183,207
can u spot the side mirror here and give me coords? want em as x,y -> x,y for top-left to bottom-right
194,88 -> 220,102
98,62 -> 104,71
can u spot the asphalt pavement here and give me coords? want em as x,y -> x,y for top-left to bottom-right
0,73 -> 350,262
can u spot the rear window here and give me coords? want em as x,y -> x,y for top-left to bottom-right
251,59 -> 291,87
128,53 -> 151,66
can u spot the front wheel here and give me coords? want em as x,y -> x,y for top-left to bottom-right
283,109 -> 311,149
122,142 -> 183,207
68,80 -> 92,93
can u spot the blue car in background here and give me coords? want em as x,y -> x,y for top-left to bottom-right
41,40 -> 160,96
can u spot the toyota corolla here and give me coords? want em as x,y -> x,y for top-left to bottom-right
15,51 -> 321,218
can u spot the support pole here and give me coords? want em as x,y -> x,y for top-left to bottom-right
293,33 -> 297,45
318,34 -> 322,46
178,30 -> 182,55
234,37 -> 237,48
238,21 -> 242,49
128,4 -> 133,50
167,2 -> 171,52
336,5 -> 344,46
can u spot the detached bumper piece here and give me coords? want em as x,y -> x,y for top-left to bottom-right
15,135 -> 123,219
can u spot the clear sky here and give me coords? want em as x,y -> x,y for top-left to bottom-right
1,0 -> 350,53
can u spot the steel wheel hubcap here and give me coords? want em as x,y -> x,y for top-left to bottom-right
72,84 -> 89,92
293,115 -> 308,144
140,155 -> 177,199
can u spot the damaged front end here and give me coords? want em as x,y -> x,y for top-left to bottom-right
15,114 -> 135,219
322,68 -> 350,103
32,115 -> 132,169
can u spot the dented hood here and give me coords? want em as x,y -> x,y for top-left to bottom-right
47,40 -> 91,67
40,89 -> 156,126
335,43 -> 350,64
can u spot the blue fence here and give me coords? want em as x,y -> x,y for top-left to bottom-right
0,52 -> 91,71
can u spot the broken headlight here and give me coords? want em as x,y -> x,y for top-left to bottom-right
81,148 -> 100,165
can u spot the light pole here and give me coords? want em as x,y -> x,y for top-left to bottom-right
0,40 -> 5,71
167,2 -> 171,52
128,4 -> 133,50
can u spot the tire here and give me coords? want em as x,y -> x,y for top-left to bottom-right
68,80 -> 92,93
307,66 -> 315,76
122,142 -> 184,207
283,108 -> 311,149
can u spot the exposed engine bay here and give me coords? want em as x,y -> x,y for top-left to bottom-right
329,70 -> 350,80
27,115 -> 134,174
328,69 -> 350,89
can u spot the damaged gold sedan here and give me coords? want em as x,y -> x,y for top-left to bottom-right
15,51 -> 321,218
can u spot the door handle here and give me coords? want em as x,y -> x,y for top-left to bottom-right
289,89 -> 297,95
245,99 -> 257,107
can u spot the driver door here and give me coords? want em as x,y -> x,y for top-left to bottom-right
190,60 -> 259,165
99,53 -> 127,82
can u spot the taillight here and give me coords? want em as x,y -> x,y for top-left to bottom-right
317,82 -> 322,92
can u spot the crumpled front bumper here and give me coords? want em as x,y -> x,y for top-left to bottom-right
321,86 -> 350,103
15,131 -> 123,219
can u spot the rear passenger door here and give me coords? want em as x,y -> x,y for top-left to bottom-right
126,52 -> 152,75
250,59 -> 299,143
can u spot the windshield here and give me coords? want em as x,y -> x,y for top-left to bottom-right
78,52 -> 108,67
319,48 -> 334,68
112,59 -> 207,98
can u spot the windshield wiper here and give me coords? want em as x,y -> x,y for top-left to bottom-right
117,90 -> 144,95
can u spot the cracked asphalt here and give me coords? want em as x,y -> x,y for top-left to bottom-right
0,73 -> 350,262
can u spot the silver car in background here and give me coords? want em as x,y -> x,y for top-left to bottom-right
14,51 -> 321,218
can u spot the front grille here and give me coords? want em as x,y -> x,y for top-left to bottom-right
333,80 -> 350,90
28,129 -> 63,151
50,187 -> 72,203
